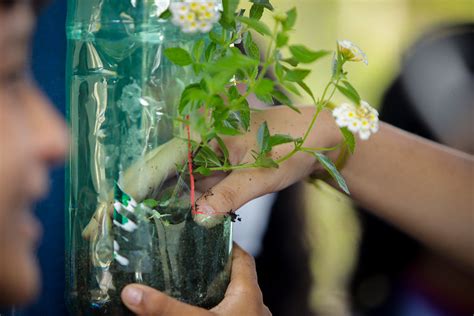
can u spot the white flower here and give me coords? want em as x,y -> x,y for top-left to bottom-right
337,40 -> 368,65
170,0 -> 220,34
333,100 -> 379,140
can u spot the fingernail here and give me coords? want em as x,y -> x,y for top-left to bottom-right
123,286 -> 143,306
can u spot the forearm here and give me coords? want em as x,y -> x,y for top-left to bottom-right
341,122 -> 474,269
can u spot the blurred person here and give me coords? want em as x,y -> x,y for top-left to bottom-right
0,1 -> 269,315
0,0 -> 68,306
0,1 -> 472,313
351,23 -> 474,316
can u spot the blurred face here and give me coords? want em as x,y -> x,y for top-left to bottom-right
0,1 -> 68,305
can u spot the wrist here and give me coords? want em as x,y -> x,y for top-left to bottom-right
305,109 -> 344,175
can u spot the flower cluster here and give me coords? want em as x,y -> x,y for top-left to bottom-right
333,101 -> 379,140
337,40 -> 368,65
170,0 -> 221,33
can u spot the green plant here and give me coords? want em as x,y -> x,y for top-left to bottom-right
162,0 -> 378,202
83,0 -> 379,239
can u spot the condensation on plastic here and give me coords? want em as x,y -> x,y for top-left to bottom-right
65,1 -> 231,315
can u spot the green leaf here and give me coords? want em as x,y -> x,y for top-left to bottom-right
194,146 -> 222,168
159,9 -> 172,20
233,100 -> 251,131
221,0 -> 240,30
195,166 -> 212,176
237,16 -> 272,36
282,7 -> 297,31
214,108 -> 248,135
243,32 -> 260,60
336,84 -> 360,104
164,47 -> 193,66
179,83 -> 207,114
281,57 -> 299,67
255,91 -> 274,104
207,53 -> 258,74
340,127 -> 356,154
314,153 -> 350,194
249,0 -> 274,10
281,81 -> 301,96
209,31 -> 223,44
289,45 -> 331,64
297,81 -> 316,103
255,156 -> 279,168
338,80 -> 361,104
205,42 -> 217,61
215,136 -> 230,164
269,134 -> 295,147
257,121 -> 271,154
254,78 -> 275,96
276,32 -> 289,48
143,199 -> 159,208
274,62 -> 285,82
284,68 -> 311,82
192,39 -> 205,62
271,89 -> 301,113
249,4 -> 264,20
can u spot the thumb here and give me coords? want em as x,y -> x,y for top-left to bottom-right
121,284 -> 210,316
194,167 -> 278,228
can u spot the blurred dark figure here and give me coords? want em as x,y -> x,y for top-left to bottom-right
256,184 -> 315,316
351,23 -> 474,316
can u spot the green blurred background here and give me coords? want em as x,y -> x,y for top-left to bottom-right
248,0 -> 473,107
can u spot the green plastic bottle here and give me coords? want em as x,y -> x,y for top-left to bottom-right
65,1 -> 231,315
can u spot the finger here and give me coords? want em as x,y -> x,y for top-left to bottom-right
121,284 -> 211,316
211,243 -> 265,315
194,171 -> 227,193
228,244 -> 259,291
193,161 -> 280,228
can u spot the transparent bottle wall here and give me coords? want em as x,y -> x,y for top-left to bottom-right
65,1 -> 231,315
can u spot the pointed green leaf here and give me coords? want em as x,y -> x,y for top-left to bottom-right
179,83 -> 207,114
271,89 -> 301,113
237,16 -> 272,36
281,57 -> 299,67
194,146 -> 222,168
297,81 -> 316,103
192,39 -> 205,62
336,82 -> 360,104
282,7 -> 297,31
249,4 -> 264,20
276,32 -> 289,47
215,136 -> 230,164
195,166 -> 212,176
314,153 -> 350,194
257,121 -> 271,154
340,127 -> 356,154
243,32 -> 261,60
249,0 -> 274,10
281,81 -> 301,96
269,134 -> 295,147
289,45 -> 331,64
221,0 -> 240,30
254,78 -> 275,96
164,47 -> 193,66
255,156 -> 279,168
284,68 -> 311,82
